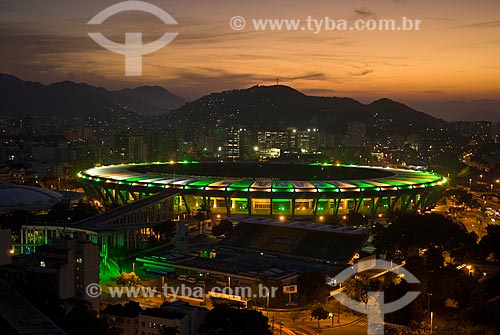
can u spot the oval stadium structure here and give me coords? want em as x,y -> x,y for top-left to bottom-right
78,162 -> 447,220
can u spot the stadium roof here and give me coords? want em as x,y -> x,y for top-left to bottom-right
0,184 -> 63,214
79,162 -> 446,194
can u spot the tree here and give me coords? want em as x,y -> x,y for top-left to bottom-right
342,275 -> 372,304
195,203 -> 212,235
311,306 -> 329,328
374,213 -> 476,262
297,272 -> 327,303
212,219 -> 233,237
70,201 -> 99,221
425,246 -> 445,270
480,224 -> 500,261
194,211 -> 205,236
115,272 -> 140,286
153,219 -> 175,242
433,321 -> 496,335
346,211 -> 367,227
60,299 -> 106,335
342,274 -> 396,305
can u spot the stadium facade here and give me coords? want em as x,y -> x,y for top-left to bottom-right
78,162 -> 447,221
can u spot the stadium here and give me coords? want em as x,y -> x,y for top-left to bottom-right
78,162 -> 447,221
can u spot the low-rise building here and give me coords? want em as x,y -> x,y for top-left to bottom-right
102,301 -> 207,335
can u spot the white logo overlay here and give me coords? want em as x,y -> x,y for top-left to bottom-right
333,259 -> 420,335
87,1 -> 178,76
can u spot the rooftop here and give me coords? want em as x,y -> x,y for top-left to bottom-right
0,183 -> 63,214
80,162 -> 446,193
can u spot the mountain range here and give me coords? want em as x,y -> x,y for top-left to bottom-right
0,73 -> 186,118
1,73 -> 481,135
411,100 -> 500,123
169,85 -> 444,135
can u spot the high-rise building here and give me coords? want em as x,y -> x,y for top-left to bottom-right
128,135 -> 148,162
0,235 -> 99,311
224,128 -> 240,160
347,122 -> 366,147
295,128 -> 319,154
36,236 -> 100,310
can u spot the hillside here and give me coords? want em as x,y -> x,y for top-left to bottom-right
169,85 -> 444,135
0,74 -> 185,119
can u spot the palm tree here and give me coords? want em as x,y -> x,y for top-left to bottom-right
195,202 -> 212,235
159,325 -> 180,335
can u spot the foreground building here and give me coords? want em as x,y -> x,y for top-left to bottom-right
102,301 -> 207,335
0,235 -> 99,311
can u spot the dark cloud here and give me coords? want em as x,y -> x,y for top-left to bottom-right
350,69 -> 374,76
354,8 -> 375,17
301,88 -> 337,96
283,73 -> 326,81
461,20 -> 500,28
415,90 -> 443,94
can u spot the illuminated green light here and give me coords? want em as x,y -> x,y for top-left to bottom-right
186,179 -> 219,189
228,180 -> 255,189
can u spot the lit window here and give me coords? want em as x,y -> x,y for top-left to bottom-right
76,258 -> 83,263
40,261 -> 46,268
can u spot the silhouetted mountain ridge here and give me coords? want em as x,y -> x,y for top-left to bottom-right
0,74 -> 185,118
170,85 -> 444,135
412,100 -> 500,122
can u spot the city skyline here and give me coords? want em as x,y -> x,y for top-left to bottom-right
0,0 -> 499,113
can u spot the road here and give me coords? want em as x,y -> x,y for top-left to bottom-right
269,317 -> 369,335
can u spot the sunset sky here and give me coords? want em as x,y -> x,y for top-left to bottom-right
1,0 -> 499,105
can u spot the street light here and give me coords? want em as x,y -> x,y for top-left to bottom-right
426,293 -> 433,334
430,311 -> 434,334
427,293 -> 432,312
266,293 -> 270,317
469,178 -> 472,190
491,184 -> 494,193
467,265 -> 472,276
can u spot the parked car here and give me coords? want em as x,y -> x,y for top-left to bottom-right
177,275 -> 187,281
187,277 -> 197,284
